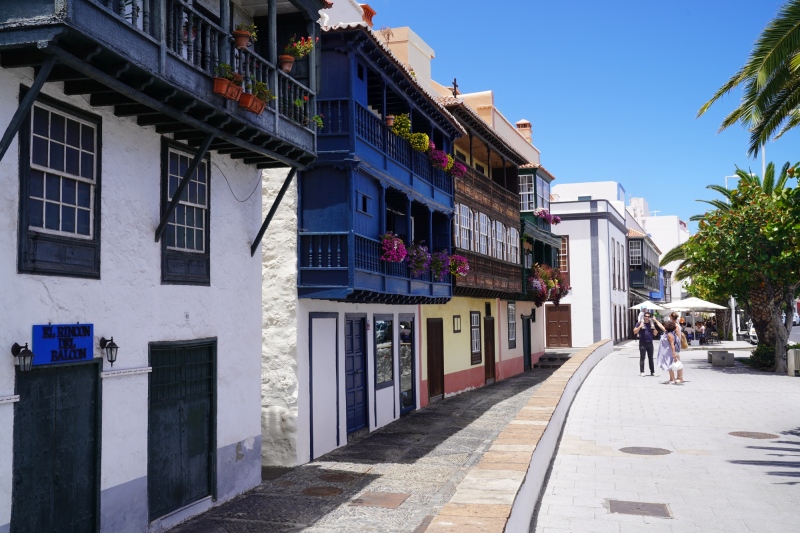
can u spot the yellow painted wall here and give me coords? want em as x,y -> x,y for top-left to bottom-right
420,297 -> 499,380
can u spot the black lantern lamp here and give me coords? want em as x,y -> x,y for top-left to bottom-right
99,337 -> 119,367
11,342 -> 35,372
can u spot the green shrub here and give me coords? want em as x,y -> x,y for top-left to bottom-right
409,132 -> 430,152
391,113 -> 411,139
750,344 -> 774,369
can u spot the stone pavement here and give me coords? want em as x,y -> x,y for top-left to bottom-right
171,364 -> 560,532
533,341 -> 800,533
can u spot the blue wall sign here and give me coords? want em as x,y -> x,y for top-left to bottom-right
31,324 -> 94,366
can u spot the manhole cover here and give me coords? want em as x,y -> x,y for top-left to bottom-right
609,500 -> 672,518
619,447 -> 672,455
319,473 -> 356,483
302,486 -> 343,497
729,431 -> 779,440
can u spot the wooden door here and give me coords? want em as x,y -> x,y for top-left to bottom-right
426,318 -> 444,402
12,363 -> 100,533
345,317 -> 368,434
148,341 -> 215,521
522,316 -> 532,370
546,305 -> 572,347
484,317 -> 495,383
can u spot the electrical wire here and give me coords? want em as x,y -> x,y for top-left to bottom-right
212,160 -> 262,203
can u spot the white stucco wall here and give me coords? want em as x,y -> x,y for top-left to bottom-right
0,66 -> 263,528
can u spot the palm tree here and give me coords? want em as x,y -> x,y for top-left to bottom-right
698,0 -> 800,156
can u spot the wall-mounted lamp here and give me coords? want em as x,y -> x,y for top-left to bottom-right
11,342 -> 35,372
99,337 -> 119,367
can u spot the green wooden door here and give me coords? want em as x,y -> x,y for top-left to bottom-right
148,341 -> 215,520
12,362 -> 100,533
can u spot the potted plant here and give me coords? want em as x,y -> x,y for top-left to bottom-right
233,22 -> 257,50
311,114 -> 324,129
380,232 -> 407,262
409,132 -> 430,152
429,149 -> 453,172
429,251 -> 450,282
213,63 -> 243,101
238,81 -> 275,115
391,113 -> 411,139
449,254 -> 469,277
279,34 -> 318,73
449,161 -> 468,178
385,114 -> 395,127
405,242 -> 431,279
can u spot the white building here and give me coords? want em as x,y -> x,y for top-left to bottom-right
550,185 -> 629,347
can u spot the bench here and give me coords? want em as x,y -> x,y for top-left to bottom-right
709,350 -> 735,367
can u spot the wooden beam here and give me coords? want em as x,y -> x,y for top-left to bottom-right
155,133 -> 215,242
0,55 -> 56,164
42,65 -> 88,82
137,114 -> 177,126
155,123 -> 195,134
64,79 -> 114,96
251,168 -> 296,256
114,104 -> 159,117
90,92 -> 134,106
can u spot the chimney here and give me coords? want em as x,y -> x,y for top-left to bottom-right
516,119 -> 532,144
359,4 -> 376,27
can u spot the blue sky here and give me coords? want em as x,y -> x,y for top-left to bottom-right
367,0 -> 799,231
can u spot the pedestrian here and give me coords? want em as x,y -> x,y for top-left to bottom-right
657,320 -> 683,384
633,311 -> 659,376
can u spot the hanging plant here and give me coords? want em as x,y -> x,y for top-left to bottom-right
429,251 -> 450,282
405,242 -> 431,278
527,276 -> 549,307
380,232 -> 407,262
449,161 -> 468,178
428,149 -> 450,171
449,254 -> 470,277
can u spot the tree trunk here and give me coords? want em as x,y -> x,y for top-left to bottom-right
714,308 -> 731,340
748,282 -> 775,347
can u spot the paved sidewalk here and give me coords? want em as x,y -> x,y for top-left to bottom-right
172,365 -> 558,532
533,341 -> 800,533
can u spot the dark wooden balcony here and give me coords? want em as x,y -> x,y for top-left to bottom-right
629,269 -> 660,292
297,232 -> 451,303
0,0 -> 323,168
454,250 -> 522,299
456,167 -> 518,229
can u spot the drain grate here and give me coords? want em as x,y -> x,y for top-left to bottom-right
302,486 -> 343,497
609,500 -> 672,518
729,431 -> 779,440
319,473 -> 356,483
619,447 -> 672,455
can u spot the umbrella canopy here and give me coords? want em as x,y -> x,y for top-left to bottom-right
629,300 -> 666,311
662,297 -> 726,311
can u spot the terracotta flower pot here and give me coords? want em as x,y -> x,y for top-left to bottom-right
278,54 -> 295,73
212,77 -> 243,102
385,115 -> 395,127
238,93 -> 266,115
232,30 -> 251,50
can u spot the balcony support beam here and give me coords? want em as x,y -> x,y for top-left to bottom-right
155,133 -> 215,242
251,167 -> 296,256
0,55 -> 56,164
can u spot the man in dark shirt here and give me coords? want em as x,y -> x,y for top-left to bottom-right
633,311 -> 660,376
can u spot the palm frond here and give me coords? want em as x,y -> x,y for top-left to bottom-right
697,199 -> 730,211
661,243 -> 687,266
763,161 -> 776,193
689,213 -> 707,222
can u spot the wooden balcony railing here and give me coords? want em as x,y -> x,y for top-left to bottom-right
455,250 -> 522,295
457,167 -> 519,226
300,233 -> 348,269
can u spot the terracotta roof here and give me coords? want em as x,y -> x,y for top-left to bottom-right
322,23 -> 466,136
519,163 -> 556,181
627,229 -> 662,254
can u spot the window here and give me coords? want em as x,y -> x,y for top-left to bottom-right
475,162 -> 485,175
470,311 -> 481,364
519,174 -> 535,211
453,203 -> 460,248
509,228 -> 519,264
19,95 -> 101,277
453,315 -> 462,333
629,240 -> 642,266
374,315 -> 394,389
357,192 -> 371,214
617,242 -> 622,289
495,221 -> 505,260
525,250 -> 533,269
612,238 -> 617,290
161,139 -> 210,285
560,236 -> 570,287
508,302 -> 517,349
455,150 -> 467,162
459,204 -> 472,251
479,213 -> 489,255
536,176 -> 550,211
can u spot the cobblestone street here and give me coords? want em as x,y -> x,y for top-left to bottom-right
173,366 -> 557,532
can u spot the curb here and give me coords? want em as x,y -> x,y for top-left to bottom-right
425,340 -> 614,532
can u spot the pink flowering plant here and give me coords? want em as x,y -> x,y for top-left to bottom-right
428,149 -> 451,171
448,254 -> 469,277
380,232 -> 407,262
532,207 -> 561,225
429,251 -> 450,282
448,161 -> 468,178
405,242 -> 431,278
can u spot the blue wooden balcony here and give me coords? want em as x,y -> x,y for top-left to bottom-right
298,233 -> 451,304
316,99 -> 454,208
0,0 -> 325,168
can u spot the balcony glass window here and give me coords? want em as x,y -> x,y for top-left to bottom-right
520,174 -> 536,211
479,213 -> 489,255
536,176 -> 550,210
509,228 -> 520,264
460,205 -> 473,251
629,240 -> 642,266
495,221 -> 506,261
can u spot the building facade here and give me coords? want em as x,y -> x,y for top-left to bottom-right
0,0 -> 326,530
261,20 -> 464,466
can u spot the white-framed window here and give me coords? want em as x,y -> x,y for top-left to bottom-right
495,221 -> 506,260
519,174 -> 535,211
473,211 -> 480,252
560,236 -> 570,286
536,176 -> 550,211
612,238 -> 617,290
479,213 -> 489,255
460,204 -> 472,251
28,102 -> 97,239
165,148 -> 208,253
509,228 -> 520,264
454,203 -> 460,248
470,311 -> 481,362
508,302 -> 517,349
629,240 -> 642,265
